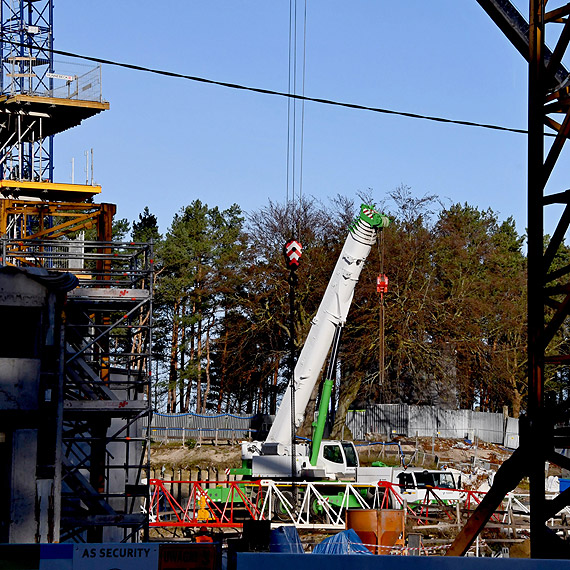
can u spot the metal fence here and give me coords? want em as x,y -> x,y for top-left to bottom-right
150,411 -> 257,443
150,405 -> 521,448
504,416 -> 520,448
346,404 -> 519,447
48,65 -> 103,102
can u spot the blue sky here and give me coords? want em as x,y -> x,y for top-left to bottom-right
50,1 -> 565,237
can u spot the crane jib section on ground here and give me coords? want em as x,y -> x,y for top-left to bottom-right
266,204 -> 390,447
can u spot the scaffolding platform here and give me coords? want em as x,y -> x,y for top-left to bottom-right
63,400 -> 149,416
67,287 -> 150,302
0,180 -> 101,201
0,90 -> 109,187
0,93 -> 109,140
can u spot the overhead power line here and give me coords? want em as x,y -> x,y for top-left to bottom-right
3,39 -> 531,136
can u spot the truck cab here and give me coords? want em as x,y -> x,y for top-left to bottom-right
396,469 -> 456,490
393,468 -> 460,504
313,440 -> 359,479
248,439 -> 360,480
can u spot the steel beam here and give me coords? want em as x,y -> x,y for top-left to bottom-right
476,0 -> 569,87
448,0 -> 570,558
446,446 -> 528,556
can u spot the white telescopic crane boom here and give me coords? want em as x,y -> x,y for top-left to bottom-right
266,205 -> 389,446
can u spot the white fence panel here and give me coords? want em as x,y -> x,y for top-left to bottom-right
346,404 -> 518,446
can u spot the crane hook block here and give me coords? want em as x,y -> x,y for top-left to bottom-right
284,239 -> 303,270
377,274 -> 388,294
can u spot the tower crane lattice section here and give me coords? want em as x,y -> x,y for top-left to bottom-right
0,0 -> 54,182
0,0 -> 107,193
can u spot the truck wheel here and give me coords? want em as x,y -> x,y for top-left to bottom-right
310,498 -> 327,522
273,490 -> 294,522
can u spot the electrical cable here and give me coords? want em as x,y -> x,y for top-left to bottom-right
286,0 -> 306,239
292,0 -> 297,210
286,1 -> 292,206
298,0 -> 307,211
287,0 -> 297,485
1,38 -> 534,137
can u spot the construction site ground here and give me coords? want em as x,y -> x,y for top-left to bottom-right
149,435 -> 566,489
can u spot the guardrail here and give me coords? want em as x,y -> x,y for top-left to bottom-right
149,426 -> 257,444
48,65 -> 104,103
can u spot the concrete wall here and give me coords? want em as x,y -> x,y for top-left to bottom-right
0,268 -> 62,543
0,358 -> 41,410
9,429 -> 38,543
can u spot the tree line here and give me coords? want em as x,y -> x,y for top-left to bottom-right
123,186 -> 564,432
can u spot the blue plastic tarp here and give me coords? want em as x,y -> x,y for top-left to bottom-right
270,526 -> 304,553
312,529 -> 373,555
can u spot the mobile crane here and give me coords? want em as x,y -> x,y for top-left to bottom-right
241,204 -> 389,480
232,204 -> 460,514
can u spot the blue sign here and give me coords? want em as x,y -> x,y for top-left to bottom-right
74,544 -> 159,570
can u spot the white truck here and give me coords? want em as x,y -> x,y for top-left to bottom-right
238,204 -> 460,504
358,465 -> 462,505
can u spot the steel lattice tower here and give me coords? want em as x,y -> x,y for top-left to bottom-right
0,0 -> 54,182
447,0 -> 570,558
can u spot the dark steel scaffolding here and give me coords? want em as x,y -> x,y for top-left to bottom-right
0,0 -> 146,545
449,0 -> 570,558
1,238 -> 153,542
